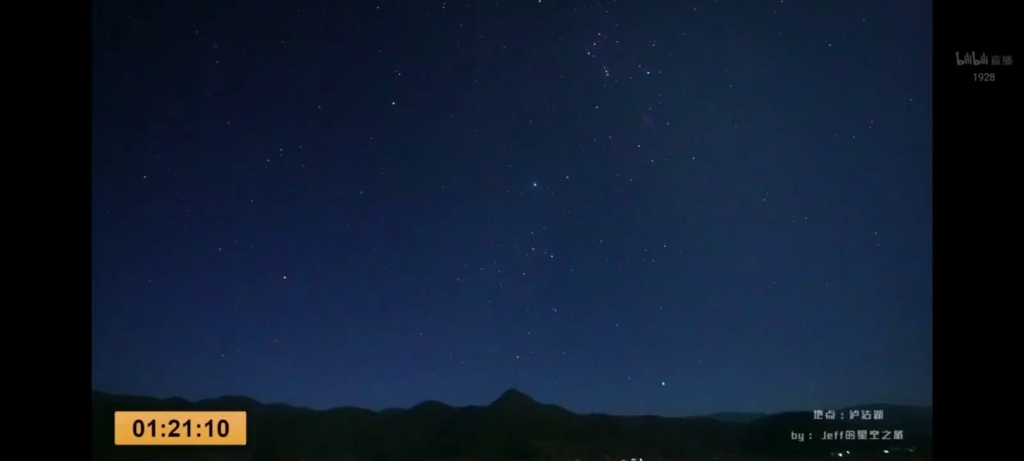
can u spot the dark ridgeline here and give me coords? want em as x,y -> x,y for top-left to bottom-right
92,389 -> 932,461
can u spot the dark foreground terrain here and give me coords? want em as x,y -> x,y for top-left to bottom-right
92,389 -> 931,461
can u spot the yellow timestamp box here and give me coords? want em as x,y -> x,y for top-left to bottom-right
114,411 -> 247,446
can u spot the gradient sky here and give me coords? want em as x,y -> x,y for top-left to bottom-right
91,0 -> 932,417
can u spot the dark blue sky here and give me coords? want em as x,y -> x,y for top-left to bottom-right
91,0 -> 932,416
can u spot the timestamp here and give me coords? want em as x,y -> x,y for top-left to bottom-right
114,411 -> 247,446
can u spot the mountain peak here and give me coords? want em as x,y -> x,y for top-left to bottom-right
490,388 -> 537,408
410,400 -> 452,412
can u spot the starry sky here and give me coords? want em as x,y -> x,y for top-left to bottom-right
92,0 -> 932,417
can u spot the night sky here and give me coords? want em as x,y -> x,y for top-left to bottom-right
92,0 -> 932,417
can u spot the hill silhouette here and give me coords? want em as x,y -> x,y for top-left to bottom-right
93,390 -> 931,461
490,388 -> 537,408
705,412 -> 767,423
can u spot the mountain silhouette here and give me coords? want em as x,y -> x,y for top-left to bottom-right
92,390 -> 931,461
489,388 -> 538,408
410,399 -> 454,412
704,411 -> 767,423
